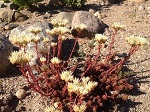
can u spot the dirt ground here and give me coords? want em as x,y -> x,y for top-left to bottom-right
0,0 -> 150,112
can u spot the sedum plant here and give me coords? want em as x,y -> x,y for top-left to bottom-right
9,20 -> 148,112
63,0 -> 87,8
11,0 -> 42,9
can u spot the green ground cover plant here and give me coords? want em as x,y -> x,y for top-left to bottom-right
63,0 -> 87,8
9,19 -> 148,112
11,0 -> 42,9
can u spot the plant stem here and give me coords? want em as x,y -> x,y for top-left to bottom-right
67,37 -> 78,63
106,30 -> 117,62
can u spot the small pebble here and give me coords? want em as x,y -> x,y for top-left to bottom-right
139,5 -> 145,11
16,88 -> 26,99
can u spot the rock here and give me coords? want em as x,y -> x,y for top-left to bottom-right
138,5 -> 145,10
0,9 -> 14,22
0,9 -> 28,22
4,23 -> 19,30
13,11 -> 28,22
54,12 -> 74,28
0,32 -> 13,74
15,88 -> 27,99
128,0 -> 146,3
71,11 -> 105,38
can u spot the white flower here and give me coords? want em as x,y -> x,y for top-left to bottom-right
125,35 -> 148,46
43,37 -> 50,43
9,50 -> 33,64
73,102 -> 87,112
75,23 -> 87,31
51,19 -> 69,27
60,71 -> 73,82
51,42 -> 57,47
50,57 -> 61,64
29,27 -> 42,35
51,19 -> 58,26
95,34 -> 108,43
40,57 -> 46,62
112,22 -> 125,31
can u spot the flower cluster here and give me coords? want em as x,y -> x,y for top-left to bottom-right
73,102 -> 87,112
28,27 -> 42,35
74,23 -> 87,31
46,27 -> 70,36
50,57 -> 61,65
9,29 -> 41,47
67,77 -> 98,96
125,35 -> 148,46
9,50 -> 34,64
51,19 -> 69,27
60,70 -> 73,82
112,22 -> 125,31
95,34 -> 108,43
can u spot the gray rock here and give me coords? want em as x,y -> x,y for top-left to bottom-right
71,11 -> 105,38
0,9 -> 28,22
0,9 -> 13,22
13,11 -> 28,22
4,23 -> 19,30
0,32 -> 13,74
55,12 -> 74,28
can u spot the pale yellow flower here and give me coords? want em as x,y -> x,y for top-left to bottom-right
46,29 -> 54,36
112,22 -> 125,31
125,35 -> 148,46
29,27 -> 42,35
61,35 -> 66,41
52,27 -> 70,35
73,102 -> 87,112
60,70 -> 73,82
51,19 -> 58,26
9,34 -> 32,46
67,76 -> 98,95
95,34 -> 108,43
32,35 -> 40,42
51,19 -> 69,27
50,57 -> 61,64
40,57 -> 46,62
9,50 -> 33,64
43,37 -> 50,43
75,23 -> 87,31
67,82 -> 75,93
51,42 -> 57,47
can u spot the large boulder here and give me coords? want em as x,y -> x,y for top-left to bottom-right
71,11 -> 105,38
0,32 -> 13,74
